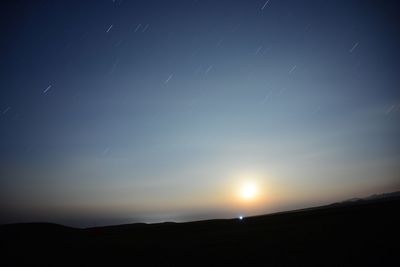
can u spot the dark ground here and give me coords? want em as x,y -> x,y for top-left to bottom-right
1,196 -> 399,266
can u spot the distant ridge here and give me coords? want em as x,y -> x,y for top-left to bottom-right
336,191 -> 400,204
2,191 -> 400,229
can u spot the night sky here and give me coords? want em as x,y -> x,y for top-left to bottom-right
1,0 -> 399,227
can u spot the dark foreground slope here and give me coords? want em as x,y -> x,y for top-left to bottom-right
1,196 -> 399,266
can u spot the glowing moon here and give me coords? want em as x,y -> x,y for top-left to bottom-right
239,182 -> 258,200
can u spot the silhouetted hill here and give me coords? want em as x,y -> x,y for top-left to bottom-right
335,191 -> 400,204
1,193 -> 399,266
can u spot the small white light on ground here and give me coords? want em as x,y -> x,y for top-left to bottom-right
239,216 -> 243,220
